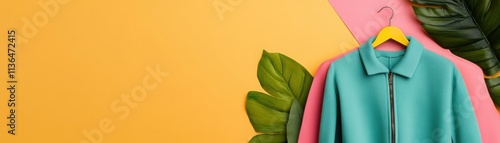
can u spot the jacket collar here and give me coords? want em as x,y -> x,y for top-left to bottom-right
359,36 -> 423,78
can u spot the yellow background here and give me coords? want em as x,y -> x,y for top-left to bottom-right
0,0 -> 358,142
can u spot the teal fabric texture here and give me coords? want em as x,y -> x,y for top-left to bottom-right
319,37 -> 482,143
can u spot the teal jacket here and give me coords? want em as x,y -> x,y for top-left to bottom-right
319,37 -> 482,143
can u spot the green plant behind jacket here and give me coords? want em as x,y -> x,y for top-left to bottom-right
246,50 -> 313,143
411,0 -> 500,105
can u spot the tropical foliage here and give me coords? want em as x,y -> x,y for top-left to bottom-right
246,50 -> 313,143
411,0 -> 500,105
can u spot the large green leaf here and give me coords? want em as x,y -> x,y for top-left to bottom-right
246,50 -> 313,143
257,50 -> 313,109
246,91 -> 289,133
286,100 -> 304,143
411,0 -> 500,105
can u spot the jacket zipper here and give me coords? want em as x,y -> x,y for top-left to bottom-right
389,72 -> 395,143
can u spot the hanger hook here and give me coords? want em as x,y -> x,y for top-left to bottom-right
377,6 -> 394,26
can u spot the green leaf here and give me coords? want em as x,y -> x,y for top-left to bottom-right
411,0 -> 500,105
246,50 -> 313,143
246,91 -> 289,133
286,100 -> 304,143
257,50 -> 313,109
249,134 -> 287,143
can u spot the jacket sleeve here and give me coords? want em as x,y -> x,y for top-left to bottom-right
451,67 -> 482,143
319,63 -> 341,143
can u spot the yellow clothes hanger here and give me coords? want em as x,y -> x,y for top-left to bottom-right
371,6 -> 409,48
